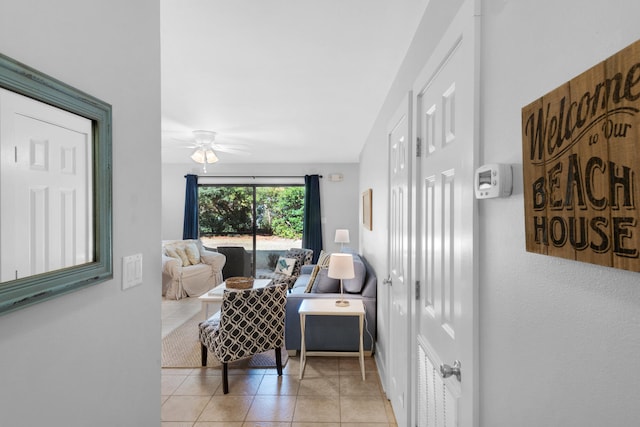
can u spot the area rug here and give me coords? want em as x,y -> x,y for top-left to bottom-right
162,310 -> 288,369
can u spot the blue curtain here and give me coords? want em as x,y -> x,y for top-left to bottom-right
182,174 -> 199,240
302,174 -> 323,263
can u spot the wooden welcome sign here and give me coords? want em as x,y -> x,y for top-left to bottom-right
522,39 -> 640,272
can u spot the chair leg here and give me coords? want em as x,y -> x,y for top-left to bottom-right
201,344 -> 207,366
275,347 -> 283,376
222,363 -> 229,394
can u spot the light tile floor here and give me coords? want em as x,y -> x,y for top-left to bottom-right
162,296 -> 203,339
161,297 -> 398,427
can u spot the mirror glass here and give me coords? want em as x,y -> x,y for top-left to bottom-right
0,87 -> 94,281
0,53 -> 112,315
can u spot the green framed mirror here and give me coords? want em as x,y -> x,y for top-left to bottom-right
0,52 -> 112,316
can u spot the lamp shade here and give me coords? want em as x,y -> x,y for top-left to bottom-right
191,147 -> 219,164
334,229 -> 350,244
327,253 -> 355,279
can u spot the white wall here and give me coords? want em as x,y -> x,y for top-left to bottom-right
162,162 -> 360,254
480,1 -> 640,425
0,1 -> 161,426
361,0 -> 640,425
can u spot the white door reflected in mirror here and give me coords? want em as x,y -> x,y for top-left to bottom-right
0,88 -> 93,282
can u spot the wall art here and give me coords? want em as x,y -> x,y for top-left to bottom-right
522,39 -> 640,272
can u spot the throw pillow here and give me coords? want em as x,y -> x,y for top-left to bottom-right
342,256 -> 366,293
304,265 -> 321,293
165,247 -> 180,261
317,250 -> 331,269
274,256 -> 296,276
311,269 -> 340,293
174,246 -> 191,267
184,242 -> 200,265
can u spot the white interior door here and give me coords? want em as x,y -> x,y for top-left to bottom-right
0,88 -> 92,281
413,2 -> 478,426
387,93 -> 412,427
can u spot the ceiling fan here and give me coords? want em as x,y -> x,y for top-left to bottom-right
177,130 -> 249,172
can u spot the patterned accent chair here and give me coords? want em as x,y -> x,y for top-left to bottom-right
258,248 -> 313,290
198,282 -> 287,394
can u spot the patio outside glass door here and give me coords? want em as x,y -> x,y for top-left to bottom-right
198,185 -> 304,276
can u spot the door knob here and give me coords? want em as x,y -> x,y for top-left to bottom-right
383,276 -> 392,285
440,360 -> 461,381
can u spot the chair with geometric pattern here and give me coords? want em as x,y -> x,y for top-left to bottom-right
198,282 -> 287,394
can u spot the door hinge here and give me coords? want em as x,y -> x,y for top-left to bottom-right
14,146 -> 18,163
416,137 -> 422,157
415,280 -> 420,300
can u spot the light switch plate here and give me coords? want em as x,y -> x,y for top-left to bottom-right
122,253 -> 143,290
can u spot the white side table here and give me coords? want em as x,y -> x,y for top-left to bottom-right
198,278 -> 272,318
298,298 -> 365,380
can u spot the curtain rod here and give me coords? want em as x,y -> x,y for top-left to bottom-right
194,175 -> 323,179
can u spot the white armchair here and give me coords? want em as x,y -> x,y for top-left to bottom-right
162,239 -> 226,299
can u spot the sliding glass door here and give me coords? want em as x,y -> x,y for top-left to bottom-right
198,185 -> 304,277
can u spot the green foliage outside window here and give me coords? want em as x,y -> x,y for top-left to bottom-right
199,187 -> 253,234
198,186 -> 304,239
267,187 -> 304,239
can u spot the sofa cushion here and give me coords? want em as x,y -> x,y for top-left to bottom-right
305,250 -> 336,292
292,273 -> 311,292
342,255 -> 366,293
299,264 -> 315,275
311,269 -> 340,293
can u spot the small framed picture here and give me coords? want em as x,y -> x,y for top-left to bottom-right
362,189 -> 372,231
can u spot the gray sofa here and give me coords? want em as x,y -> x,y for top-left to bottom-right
285,254 -> 377,355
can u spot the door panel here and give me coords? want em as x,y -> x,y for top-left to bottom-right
0,88 -> 92,281
387,93 -> 411,427
418,341 -> 458,427
413,2 -> 478,425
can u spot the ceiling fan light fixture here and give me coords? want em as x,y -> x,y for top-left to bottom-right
192,130 -> 217,145
190,147 -> 218,164
204,148 -> 218,163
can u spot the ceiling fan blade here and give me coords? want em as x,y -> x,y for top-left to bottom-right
170,137 -> 202,149
214,143 -> 250,155
214,146 -> 251,155
166,131 -> 250,160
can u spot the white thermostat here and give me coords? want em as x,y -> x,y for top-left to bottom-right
474,163 -> 512,199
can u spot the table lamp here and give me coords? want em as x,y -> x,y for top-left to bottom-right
334,229 -> 350,250
328,253 -> 355,307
